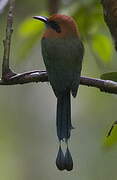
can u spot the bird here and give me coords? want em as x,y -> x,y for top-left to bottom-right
33,14 -> 84,171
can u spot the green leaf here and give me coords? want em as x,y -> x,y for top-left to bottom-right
92,34 -> 113,63
18,17 -> 44,38
101,72 -> 117,82
103,125 -> 117,147
72,2 -> 104,36
16,14 -> 48,61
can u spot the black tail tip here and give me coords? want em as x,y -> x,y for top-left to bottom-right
64,147 -> 73,171
56,145 -> 73,171
56,145 -> 65,171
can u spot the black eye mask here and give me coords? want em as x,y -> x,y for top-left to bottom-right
48,20 -> 61,33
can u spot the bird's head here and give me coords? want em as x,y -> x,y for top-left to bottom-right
33,14 -> 80,38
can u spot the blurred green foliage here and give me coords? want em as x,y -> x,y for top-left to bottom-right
17,14 -> 46,60
104,125 -> 117,147
101,72 -> 117,82
92,34 -> 113,63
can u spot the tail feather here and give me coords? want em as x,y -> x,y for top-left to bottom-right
56,91 -> 72,141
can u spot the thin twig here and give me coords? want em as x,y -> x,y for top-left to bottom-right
2,0 -> 15,79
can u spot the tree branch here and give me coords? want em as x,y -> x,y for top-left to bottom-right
2,0 -> 16,80
0,71 -> 117,94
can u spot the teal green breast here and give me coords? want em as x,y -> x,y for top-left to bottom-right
41,37 -> 84,96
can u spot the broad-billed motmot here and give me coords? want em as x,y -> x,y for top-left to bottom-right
33,14 -> 84,171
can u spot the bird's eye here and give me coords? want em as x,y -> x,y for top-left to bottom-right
48,21 -> 61,33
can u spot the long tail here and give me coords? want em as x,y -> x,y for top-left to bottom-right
56,91 -> 73,171
56,91 -> 72,141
